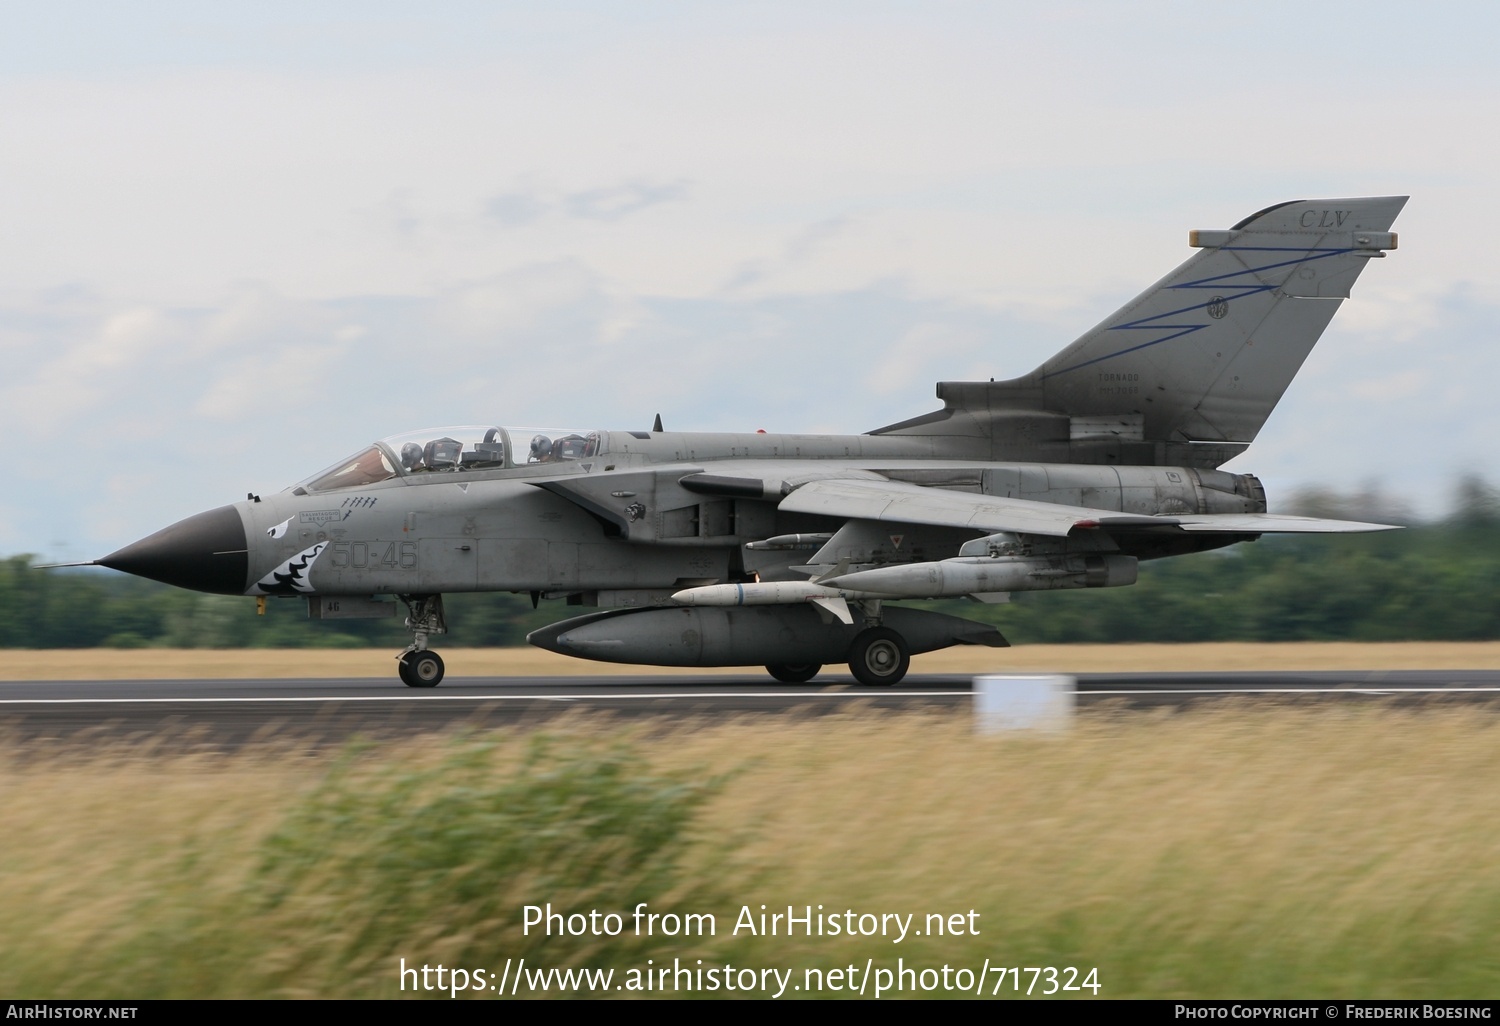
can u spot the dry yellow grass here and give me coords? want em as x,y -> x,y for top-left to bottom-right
4,706 -> 1500,997
6,640 -> 1500,679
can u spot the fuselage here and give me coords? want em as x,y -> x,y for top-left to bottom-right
98,425 -> 1267,604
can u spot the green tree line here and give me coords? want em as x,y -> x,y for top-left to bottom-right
6,481 -> 1499,648
0,562 -> 559,649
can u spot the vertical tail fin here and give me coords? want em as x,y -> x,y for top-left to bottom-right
1026,196 -> 1406,444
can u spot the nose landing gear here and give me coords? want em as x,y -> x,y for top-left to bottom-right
398,649 -> 445,687
397,594 -> 448,688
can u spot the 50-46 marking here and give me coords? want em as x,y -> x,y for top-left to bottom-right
329,540 -> 418,571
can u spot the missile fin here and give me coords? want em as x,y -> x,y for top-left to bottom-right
812,557 -> 850,584
810,596 -> 854,625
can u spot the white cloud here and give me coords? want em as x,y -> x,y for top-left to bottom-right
565,179 -> 690,222
432,261 -> 606,338
2,304 -> 183,430
1349,369 -> 1430,401
864,321 -> 985,396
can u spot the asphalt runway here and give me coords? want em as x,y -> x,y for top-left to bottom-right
3,670 -> 1500,749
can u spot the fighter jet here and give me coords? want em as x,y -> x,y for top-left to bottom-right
86,196 -> 1406,687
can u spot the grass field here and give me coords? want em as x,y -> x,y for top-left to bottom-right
9,640 -> 1500,678
3,703 -> 1500,998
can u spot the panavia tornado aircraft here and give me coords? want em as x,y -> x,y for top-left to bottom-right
85,196 -> 1406,687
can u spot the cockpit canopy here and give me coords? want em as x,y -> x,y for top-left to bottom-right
297,425 -> 605,493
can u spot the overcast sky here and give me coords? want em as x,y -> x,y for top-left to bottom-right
3,2 -> 1497,560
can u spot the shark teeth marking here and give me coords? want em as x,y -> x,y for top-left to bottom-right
254,541 -> 328,595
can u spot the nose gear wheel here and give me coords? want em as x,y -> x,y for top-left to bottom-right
396,594 -> 448,687
399,649 -> 445,688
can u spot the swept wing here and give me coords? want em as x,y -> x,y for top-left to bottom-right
777,477 -> 1397,536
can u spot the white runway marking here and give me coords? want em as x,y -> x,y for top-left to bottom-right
0,691 -> 975,705
2,686 -> 1499,706
1100,687 -> 1500,695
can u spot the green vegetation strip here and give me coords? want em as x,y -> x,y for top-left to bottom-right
2,705 -> 1499,998
12,505 -> 1500,648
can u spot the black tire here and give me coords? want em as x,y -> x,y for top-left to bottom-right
848,628 -> 910,687
401,650 -> 445,688
766,663 -> 822,684
397,658 -> 415,687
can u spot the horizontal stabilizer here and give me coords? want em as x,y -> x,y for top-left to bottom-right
1165,513 -> 1401,534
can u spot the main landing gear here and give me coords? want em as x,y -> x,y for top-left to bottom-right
397,594 -> 447,688
848,626 -> 910,687
761,609 -> 914,687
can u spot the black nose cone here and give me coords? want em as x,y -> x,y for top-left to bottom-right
98,505 -> 249,595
